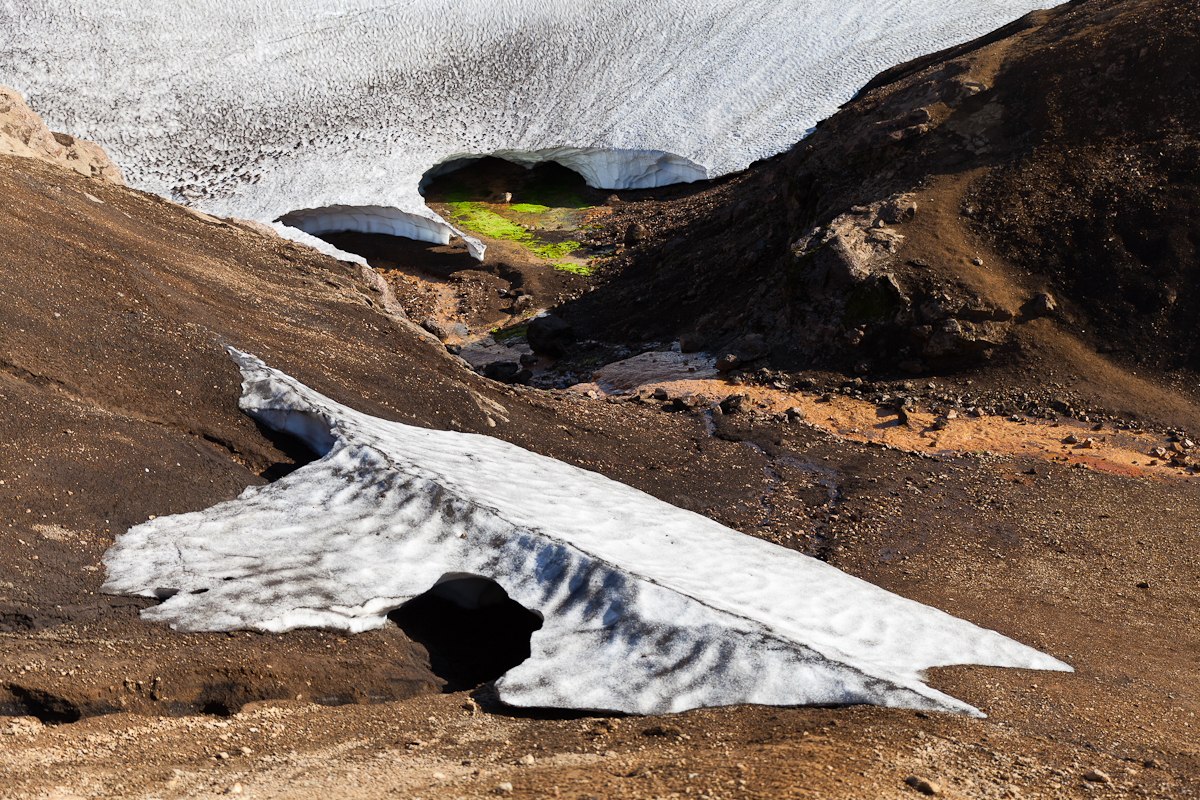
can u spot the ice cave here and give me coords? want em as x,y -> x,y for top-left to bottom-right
1,0 -> 1059,255
100,349 -> 1072,717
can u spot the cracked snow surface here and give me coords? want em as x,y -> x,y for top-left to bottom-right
2,0 -> 1057,253
100,349 -> 1070,717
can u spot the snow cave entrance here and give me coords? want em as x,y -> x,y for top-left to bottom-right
388,575 -> 544,692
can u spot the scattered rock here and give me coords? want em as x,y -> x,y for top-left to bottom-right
878,195 -> 917,224
1027,292 -> 1057,317
715,353 -> 741,372
0,85 -> 125,184
904,775 -> 940,795
1136,581 -> 1150,589
421,318 -> 450,341
624,222 -> 648,246
1082,769 -> 1111,784
720,393 -> 748,414
519,754 -> 536,765
519,353 -> 538,366
495,781 -> 514,794
483,361 -> 521,383
462,697 -> 480,714
1082,437 -> 1097,449
527,314 -> 575,357
1063,433 -> 1080,444
785,406 -> 805,422
641,724 -> 683,738
445,343 -> 462,355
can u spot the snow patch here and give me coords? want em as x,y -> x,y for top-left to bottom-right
100,348 -> 1071,716
2,0 -> 1059,258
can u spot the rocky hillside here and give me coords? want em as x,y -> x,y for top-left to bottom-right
569,0 -> 1200,427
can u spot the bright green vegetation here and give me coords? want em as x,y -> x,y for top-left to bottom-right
529,240 -> 582,260
447,201 -> 585,266
508,203 -> 549,213
447,202 -> 528,241
552,261 -> 594,276
491,325 -> 528,343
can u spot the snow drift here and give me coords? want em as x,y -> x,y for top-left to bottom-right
2,0 -> 1058,255
100,349 -> 1071,716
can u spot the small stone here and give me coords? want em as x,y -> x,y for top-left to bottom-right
495,781 -> 514,794
904,775 -> 940,795
462,697 -> 480,714
1136,581 -> 1150,589
483,360 -> 521,383
527,314 -> 575,357
421,318 -> 451,341
445,343 -> 462,355
520,754 -> 536,765
624,222 -> 648,246
1082,769 -> 1111,784
432,772 -> 447,780
502,192 -> 512,203
1183,439 -> 1196,450
1028,292 -> 1057,316
785,406 -> 805,422
1151,446 -> 1168,458
239,746 -> 252,756
720,393 -> 748,414
879,197 -> 917,224
217,751 -> 230,760
641,724 -> 683,738
971,256 -> 984,266
226,784 -> 243,795
519,353 -> 538,366
1143,759 -> 1165,770
715,353 -> 741,372
1063,433 -> 1080,444
1081,437 -> 1097,448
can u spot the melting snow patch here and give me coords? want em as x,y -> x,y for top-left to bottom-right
101,348 -> 1070,716
3,0 -> 1058,255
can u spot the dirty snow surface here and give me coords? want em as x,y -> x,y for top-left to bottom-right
3,0 -> 1056,252
101,349 -> 1070,716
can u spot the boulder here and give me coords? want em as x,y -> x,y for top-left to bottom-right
0,86 -> 124,184
527,314 -> 575,358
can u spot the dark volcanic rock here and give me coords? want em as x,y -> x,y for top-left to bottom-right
527,314 -> 575,357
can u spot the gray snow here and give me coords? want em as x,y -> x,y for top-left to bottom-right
100,349 -> 1072,716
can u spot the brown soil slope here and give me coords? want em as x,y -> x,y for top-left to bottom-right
2,5 -> 1200,798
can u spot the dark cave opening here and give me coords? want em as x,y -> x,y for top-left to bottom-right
388,575 -> 543,692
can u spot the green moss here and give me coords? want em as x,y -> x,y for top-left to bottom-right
552,262 -> 594,276
491,324 -> 528,342
508,203 -> 549,213
447,202 -> 530,241
530,240 -> 581,260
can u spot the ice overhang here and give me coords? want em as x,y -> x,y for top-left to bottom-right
1,0 -> 1061,258
99,348 -> 1071,716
